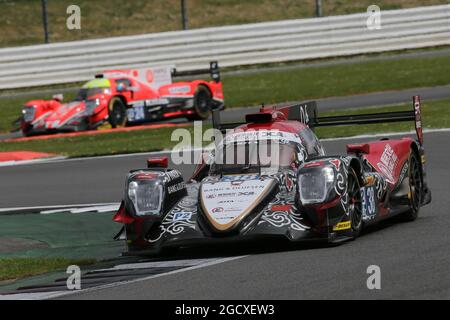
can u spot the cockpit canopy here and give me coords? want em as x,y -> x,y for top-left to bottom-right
209,129 -> 307,175
75,79 -> 111,101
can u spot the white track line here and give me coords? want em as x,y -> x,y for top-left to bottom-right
0,256 -> 247,300
93,257 -> 228,272
0,202 -> 119,214
2,128 -> 448,213
2,128 -> 449,168
0,156 -> 67,167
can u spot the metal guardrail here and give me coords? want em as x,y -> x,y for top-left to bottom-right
0,4 -> 449,90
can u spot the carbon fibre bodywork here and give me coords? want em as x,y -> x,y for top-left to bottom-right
113,97 -> 431,255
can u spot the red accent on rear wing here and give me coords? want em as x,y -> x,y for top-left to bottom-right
413,95 -> 423,146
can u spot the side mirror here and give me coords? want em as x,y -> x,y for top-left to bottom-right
52,94 -> 64,102
147,156 -> 168,168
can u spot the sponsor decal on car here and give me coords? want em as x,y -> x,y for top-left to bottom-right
131,98 -> 170,108
146,70 -> 154,83
166,170 -> 182,181
168,85 -> 190,94
361,186 -> 377,221
173,211 -> 192,221
168,182 -> 186,194
364,175 -> 376,186
221,174 -> 259,182
126,106 -> 145,121
201,178 -> 274,230
223,130 -> 302,145
397,162 -> 409,186
377,144 -> 398,183
332,221 -> 351,231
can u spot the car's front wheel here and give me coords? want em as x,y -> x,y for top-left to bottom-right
108,97 -> 127,128
401,151 -> 423,221
21,125 -> 33,137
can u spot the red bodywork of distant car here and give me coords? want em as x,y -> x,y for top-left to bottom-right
20,62 -> 224,136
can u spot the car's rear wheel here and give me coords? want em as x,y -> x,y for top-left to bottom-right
108,96 -> 127,128
401,151 -> 423,221
187,86 -> 212,121
348,168 -> 363,238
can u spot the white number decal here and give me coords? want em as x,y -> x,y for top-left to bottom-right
361,186 -> 376,220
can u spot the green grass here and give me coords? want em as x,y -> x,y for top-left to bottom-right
0,210 -> 122,283
0,258 -> 94,282
1,98 -> 448,157
222,55 -> 450,108
0,125 -> 198,157
2,54 -> 450,133
0,0 -> 446,47
315,99 -> 450,138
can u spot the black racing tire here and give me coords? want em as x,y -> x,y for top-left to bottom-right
22,128 -> 33,137
187,86 -> 212,121
400,151 -> 423,222
108,96 -> 127,128
347,168 -> 363,238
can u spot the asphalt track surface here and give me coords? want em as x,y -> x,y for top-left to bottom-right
50,130 -> 448,300
0,130 -> 448,299
1,83 -> 450,208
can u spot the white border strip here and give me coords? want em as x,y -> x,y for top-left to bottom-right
0,255 -> 247,300
0,156 -> 67,167
0,202 -> 119,214
2,128 -> 449,168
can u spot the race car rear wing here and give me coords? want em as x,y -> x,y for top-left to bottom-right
212,95 -> 424,145
308,95 -> 423,145
172,61 -> 221,83
95,61 -> 220,84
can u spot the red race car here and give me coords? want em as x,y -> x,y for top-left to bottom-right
20,61 -> 224,136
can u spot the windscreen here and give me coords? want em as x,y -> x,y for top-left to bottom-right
74,88 -> 105,101
210,140 -> 299,175
75,79 -> 111,101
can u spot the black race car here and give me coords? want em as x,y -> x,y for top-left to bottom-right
113,96 -> 431,255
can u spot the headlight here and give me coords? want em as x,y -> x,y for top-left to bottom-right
298,166 -> 335,204
85,99 -> 100,115
22,106 -> 36,122
127,179 -> 163,216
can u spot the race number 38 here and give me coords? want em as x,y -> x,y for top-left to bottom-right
361,186 -> 377,220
